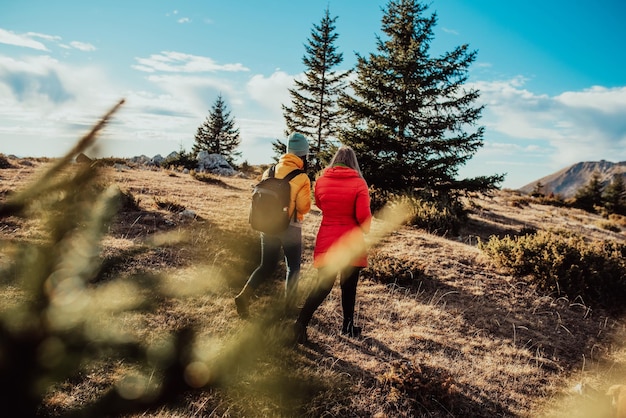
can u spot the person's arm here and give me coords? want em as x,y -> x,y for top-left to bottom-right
294,175 -> 312,219
313,177 -> 323,212
355,181 -> 372,233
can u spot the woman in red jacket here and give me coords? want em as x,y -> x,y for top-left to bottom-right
294,146 -> 372,343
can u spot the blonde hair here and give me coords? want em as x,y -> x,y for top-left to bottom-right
329,146 -> 362,176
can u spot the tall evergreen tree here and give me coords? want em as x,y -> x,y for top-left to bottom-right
574,172 -> 604,212
192,94 -> 241,165
339,0 -> 503,195
602,173 -> 626,215
279,7 -> 351,173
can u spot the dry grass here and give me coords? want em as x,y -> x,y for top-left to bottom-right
2,158 -> 626,417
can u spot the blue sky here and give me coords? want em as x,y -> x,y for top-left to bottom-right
1,0 -> 625,189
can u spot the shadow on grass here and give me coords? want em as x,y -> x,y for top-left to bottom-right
297,331 -> 515,417
100,210 -> 261,287
356,246 -> 620,415
192,173 -> 245,190
459,211 -> 535,243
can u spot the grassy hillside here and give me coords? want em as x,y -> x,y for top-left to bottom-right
1,157 -> 626,417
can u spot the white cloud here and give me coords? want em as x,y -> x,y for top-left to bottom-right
467,139 -> 551,161
0,28 -> 48,51
472,77 -> 626,169
101,90 -> 200,151
0,53 -> 129,155
0,54 -> 52,74
0,28 -> 95,53
27,32 -> 62,43
0,48 -> 295,160
556,86 -> 626,113
69,41 -> 96,52
0,55 -> 73,106
246,70 -> 295,117
441,27 -> 459,35
132,51 -> 249,73
143,73 -> 236,116
178,18 -> 191,24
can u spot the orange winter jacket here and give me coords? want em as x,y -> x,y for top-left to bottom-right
313,165 -> 372,268
261,153 -> 311,222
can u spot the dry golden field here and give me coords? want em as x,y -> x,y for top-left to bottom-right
1,156 -> 626,417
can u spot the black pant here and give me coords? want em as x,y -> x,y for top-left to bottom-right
297,266 -> 361,328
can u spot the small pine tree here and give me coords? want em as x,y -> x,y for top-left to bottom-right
574,172 -> 604,212
531,181 -> 545,197
280,7 -> 350,173
603,173 -> 626,215
192,94 -> 241,166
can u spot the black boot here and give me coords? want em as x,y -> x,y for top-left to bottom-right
293,321 -> 308,344
234,287 -> 252,319
284,295 -> 299,318
341,320 -> 362,338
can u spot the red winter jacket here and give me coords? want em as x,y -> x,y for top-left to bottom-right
313,166 -> 372,268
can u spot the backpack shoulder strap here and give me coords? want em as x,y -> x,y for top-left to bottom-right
268,165 -> 276,178
282,168 -> 305,182
283,169 -> 305,223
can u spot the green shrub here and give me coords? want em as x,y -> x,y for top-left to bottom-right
512,194 -> 566,209
382,190 -> 467,236
479,230 -> 626,311
377,360 -> 457,414
507,196 -> 531,208
369,186 -> 394,214
608,213 -> 626,228
596,220 -> 621,233
365,251 -> 424,286
94,157 -> 131,167
117,186 -> 141,211
0,154 -> 15,169
534,194 -> 566,207
191,170 -> 228,186
162,149 -> 196,171
238,160 -> 260,177
154,196 -> 186,213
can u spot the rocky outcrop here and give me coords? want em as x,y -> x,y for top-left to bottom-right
196,152 -> 237,176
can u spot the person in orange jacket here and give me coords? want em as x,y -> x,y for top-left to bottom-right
294,145 -> 372,343
235,133 -> 312,318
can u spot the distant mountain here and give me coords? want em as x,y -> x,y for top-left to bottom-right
518,160 -> 626,198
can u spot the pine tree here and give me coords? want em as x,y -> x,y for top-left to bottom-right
271,139 -> 286,162
574,172 -> 604,213
602,173 -> 626,215
339,0 -> 503,195
192,94 -> 241,165
280,7 -> 350,173
531,181 -> 545,197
